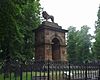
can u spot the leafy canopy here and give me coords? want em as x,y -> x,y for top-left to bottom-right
0,0 -> 41,61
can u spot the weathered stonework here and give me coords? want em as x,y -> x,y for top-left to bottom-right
34,21 -> 68,61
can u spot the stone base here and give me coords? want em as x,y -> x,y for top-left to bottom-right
42,21 -> 62,29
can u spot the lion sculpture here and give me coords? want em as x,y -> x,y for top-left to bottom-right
42,11 -> 54,22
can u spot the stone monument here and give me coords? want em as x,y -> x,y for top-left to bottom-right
33,11 -> 68,61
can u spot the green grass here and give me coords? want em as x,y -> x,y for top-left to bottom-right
0,71 -> 64,80
0,74 -> 4,80
0,71 -> 49,80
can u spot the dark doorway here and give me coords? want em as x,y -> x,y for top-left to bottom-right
52,38 -> 60,60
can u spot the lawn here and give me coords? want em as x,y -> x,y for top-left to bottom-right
0,71 -> 48,80
0,71 -> 64,80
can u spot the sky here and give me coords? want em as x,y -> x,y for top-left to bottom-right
40,0 -> 100,34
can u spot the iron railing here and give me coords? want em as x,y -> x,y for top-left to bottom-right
1,60 -> 100,80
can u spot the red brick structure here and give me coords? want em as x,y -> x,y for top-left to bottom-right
34,21 -> 68,61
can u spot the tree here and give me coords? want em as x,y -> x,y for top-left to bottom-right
67,26 -> 92,63
0,0 -> 41,61
0,0 -> 22,61
67,26 -> 77,62
17,0 -> 41,60
76,26 -> 92,63
93,6 -> 100,60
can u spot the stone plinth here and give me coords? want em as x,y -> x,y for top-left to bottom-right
33,21 -> 68,61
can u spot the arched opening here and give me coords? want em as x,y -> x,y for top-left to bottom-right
52,38 -> 60,61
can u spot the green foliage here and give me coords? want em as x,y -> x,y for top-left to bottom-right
76,26 -> 92,62
93,6 -> 100,60
67,26 -> 77,62
67,26 -> 92,63
0,0 -> 41,61
95,6 -> 100,31
16,0 -> 41,60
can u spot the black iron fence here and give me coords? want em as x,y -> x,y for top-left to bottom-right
1,60 -> 100,80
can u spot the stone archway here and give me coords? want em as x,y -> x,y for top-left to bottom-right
52,38 -> 60,61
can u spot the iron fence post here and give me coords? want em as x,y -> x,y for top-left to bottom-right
20,63 -> 22,80
85,61 -> 87,80
98,63 -> 100,80
48,60 -> 50,80
69,61 -> 71,80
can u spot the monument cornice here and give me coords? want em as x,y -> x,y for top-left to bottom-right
33,21 -> 68,33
